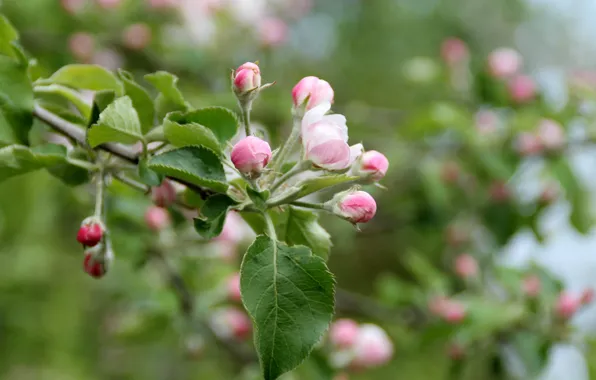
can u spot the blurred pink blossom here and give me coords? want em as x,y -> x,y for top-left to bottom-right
258,18 -> 288,47
68,32 -> 95,62
122,23 -> 152,51
91,49 -> 124,70
487,47 -> 522,78
522,275 -> 541,297
440,37 -> 468,66
454,254 -> 478,279
537,119 -> 565,151
62,0 -> 87,14
508,75 -> 536,103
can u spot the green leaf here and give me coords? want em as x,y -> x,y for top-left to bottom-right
0,144 -> 84,183
0,55 -> 33,146
88,96 -> 143,147
34,84 -> 92,121
0,14 -> 19,58
144,71 -> 188,119
163,113 -> 221,154
247,187 -> 270,211
551,157 -> 593,234
193,194 -> 237,239
240,235 -> 335,380
275,206 -> 332,259
138,157 -> 163,187
164,107 -> 238,151
44,64 -> 123,95
118,70 -> 155,134
89,90 -> 116,126
296,175 -> 359,199
147,146 -> 228,192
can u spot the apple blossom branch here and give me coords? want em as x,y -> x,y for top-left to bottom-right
32,104 -> 214,199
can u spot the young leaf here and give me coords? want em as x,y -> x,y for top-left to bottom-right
118,70 -> 155,134
163,113 -> 221,154
193,194 -> 237,239
138,157 -> 163,187
0,144 -> 83,183
144,71 -> 189,118
34,84 -> 92,121
296,174 -> 359,199
0,14 -> 19,58
275,206 -> 332,259
172,107 -> 238,145
240,236 -> 335,380
247,187 -> 270,211
0,55 -> 33,146
147,146 -> 228,192
88,96 -> 143,147
43,64 -> 123,95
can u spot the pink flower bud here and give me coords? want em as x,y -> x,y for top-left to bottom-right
62,0 -> 86,14
351,324 -> 393,368
83,247 -> 113,279
581,288 -> 594,305
69,32 -> 95,62
77,218 -> 104,247
454,254 -> 478,279
440,38 -> 469,66
515,132 -> 543,156
96,0 -> 121,8
145,206 -> 170,231
331,190 -> 377,224
487,48 -> 522,78
210,307 -> 252,340
151,180 -> 177,208
441,300 -> 466,324
233,62 -> 261,94
522,275 -> 541,297
555,292 -> 580,319
489,180 -> 511,203
226,273 -> 241,302
508,75 -> 536,103
301,102 -> 359,170
122,23 -> 152,51
354,150 -> 389,181
259,17 -> 288,47
447,343 -> 465,360
231,136 -> 272,177
329,319 -> 360,348
292,76 -> 334,110
537,119 -> 565,151
475,109 -> 499,134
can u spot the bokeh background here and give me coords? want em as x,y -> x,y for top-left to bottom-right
2,0 -> 596,379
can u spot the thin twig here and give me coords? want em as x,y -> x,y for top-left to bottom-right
33,104 -> 213,199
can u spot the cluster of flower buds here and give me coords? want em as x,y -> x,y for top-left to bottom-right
77,217 -> 113,279
327,319 -> 394,369
428,296 -> 467,324
515,118 -> 566,156
485,47 -> 538,103
209,307 -> 252,341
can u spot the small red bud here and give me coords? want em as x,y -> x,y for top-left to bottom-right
555,292 -> 580,319
145,206 -> 171,231
151,180 -> 177,208
581,288 -> 594,305
77,219 -> 104,247
83,252 -> 107,278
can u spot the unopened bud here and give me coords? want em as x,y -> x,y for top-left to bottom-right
329,319 -> 360,348
487,48 -> 522,78
515,132 -> 543,156
522,275 -> 541,297
292,76 -> 334,111
77,217 -> 104,247
210,307 -> 252,340
122,23 -> 152,51
555,292 -> 580,319
83,245 -> 113,279
454,254 -> 478,279
233,62 -> 261,96
69,32 -> 95,62
350,324 -> 393,368
226,273 -> 241,302
151,180 -> 177,208
441,300 -> 466,324
537,119 -> 565,151
508,75 -> 536,103
259,17 -> 288,47
353,150 -> 389,182
440,38 -> 469,66
328,190 -> 377,224
145,206 -> 170,231
230,136 -> 272,177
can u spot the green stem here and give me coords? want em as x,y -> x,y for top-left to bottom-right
264,212 -> 277,240
240,101 -> 253,137
269,161 -> 310,193
94,168 -> 105,218
269,115 -> 302,180
291,201 -> 327,210
67,158 -> 98,171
